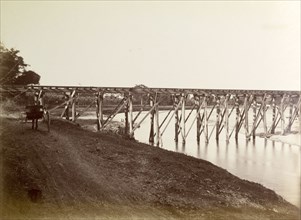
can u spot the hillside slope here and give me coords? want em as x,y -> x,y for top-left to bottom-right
0,117 -> 299,219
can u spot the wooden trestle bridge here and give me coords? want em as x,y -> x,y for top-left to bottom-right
1,85 -> 300,146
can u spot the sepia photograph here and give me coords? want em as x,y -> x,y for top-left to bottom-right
0,1 -> 300,219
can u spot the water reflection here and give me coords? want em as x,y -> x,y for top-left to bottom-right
215,141 -> 220,165
224,142 -> 229,164
197,142 -> 200,158
181,142 -> 186,154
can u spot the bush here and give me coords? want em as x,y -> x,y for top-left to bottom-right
0,99 -> 24,114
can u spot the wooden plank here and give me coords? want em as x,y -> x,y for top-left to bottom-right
102,98 -> 128,129
131,102 -> 159,135
248,94 -> 266,138
160,99 -> 182,137
218,102 -> 227,128
102,97 -> 126,126
76,99 -> 95,119
159,107 -> 173,129
133,101 -> 148,124
185,97 -> 203,140
274,105 -> 288,130
219,104 -> 235,135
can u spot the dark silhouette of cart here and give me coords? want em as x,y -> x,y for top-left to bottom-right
25,105 -> 50,131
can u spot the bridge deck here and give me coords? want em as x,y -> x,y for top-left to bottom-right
0,85 -> 300,96
1,84 -> 300,146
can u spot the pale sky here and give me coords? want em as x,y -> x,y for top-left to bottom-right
1,1 -> 300,90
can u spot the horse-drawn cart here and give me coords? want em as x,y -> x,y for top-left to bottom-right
25,105 -> 50,131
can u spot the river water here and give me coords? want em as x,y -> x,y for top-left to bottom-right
112,109 -> 300,208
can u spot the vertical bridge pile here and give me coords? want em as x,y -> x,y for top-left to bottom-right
1,85 -> 300,146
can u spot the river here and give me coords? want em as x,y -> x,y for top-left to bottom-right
112,109 -> 301,208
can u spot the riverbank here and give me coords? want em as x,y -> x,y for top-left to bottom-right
0,114 -> 299,219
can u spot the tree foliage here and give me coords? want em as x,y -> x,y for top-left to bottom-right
0,43 -> 40,85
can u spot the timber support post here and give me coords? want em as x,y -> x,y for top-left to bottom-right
252,98 -> 257,139
37,90 -> 44,106
285,96 -> 301,133
129,93 -> 134,138
155,95 -> 160,146
280,94 -> 286,135
224,94 -> 230,142
62,93 -> 70,120
96,92 -> 103,131
235,96 -> 240,141
149,94 -> 155,145
215,97 -> 220,141
204,96 -> 209,143
196,95 -> 201,143
71,90 -> 77,122
244,94 -> 250,141
60,90 -> 76,121
262,95 -> 268,135
287,97 -> 293,133
271,96 -> 276,134
124,94 -> 129,136
174,95 -> 179,143
181,93 -> 186,144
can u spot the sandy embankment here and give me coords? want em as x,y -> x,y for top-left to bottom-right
257,122 -> 301,146
266,133 -> 300,146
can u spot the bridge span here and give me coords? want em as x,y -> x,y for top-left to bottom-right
1,85 -> 300,146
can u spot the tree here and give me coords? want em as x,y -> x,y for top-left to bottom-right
0,43 -> 40,85
131,84 -> 174,106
